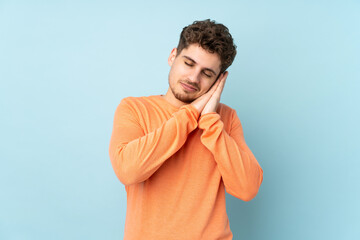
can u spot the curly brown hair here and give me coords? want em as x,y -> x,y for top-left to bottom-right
176,19 -> 237,73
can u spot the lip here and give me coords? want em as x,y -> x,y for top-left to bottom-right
181,82 -> 197,92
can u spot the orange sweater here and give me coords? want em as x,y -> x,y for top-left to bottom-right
109,95 -> 263,240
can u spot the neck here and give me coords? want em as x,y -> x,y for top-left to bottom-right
162,88 -> 187,108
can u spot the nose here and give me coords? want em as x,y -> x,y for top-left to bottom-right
187,68 -> 201,84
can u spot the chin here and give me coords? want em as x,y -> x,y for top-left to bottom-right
172,90 -> 198,104
175,94 -> 196,103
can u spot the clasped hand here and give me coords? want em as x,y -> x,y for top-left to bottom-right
191,71 -> 228,116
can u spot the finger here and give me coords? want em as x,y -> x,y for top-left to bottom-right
209,72 -> 227,102
195,78 -> 220,104
218,71 -> 228,84
218,73 -> 227,93
216,72 -> 228,93
206,76 -> 222,96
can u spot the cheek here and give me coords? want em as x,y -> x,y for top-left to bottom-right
168,67 -> 178,82
169,64 -> 183,80
202,79 -> 216,91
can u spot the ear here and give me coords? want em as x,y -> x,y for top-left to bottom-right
168,48 -> 177,67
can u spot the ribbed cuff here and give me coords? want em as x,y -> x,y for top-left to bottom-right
180,104 -> 200,121
198,112 -> 221,130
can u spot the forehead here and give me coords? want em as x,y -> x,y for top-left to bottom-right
179,44 -> 221,73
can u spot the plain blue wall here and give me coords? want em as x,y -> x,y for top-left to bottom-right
1,0 -> 359,239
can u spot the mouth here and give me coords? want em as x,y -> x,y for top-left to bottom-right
180,82 -> 198,92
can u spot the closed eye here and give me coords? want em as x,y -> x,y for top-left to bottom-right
184,60 -> 213,78
203,71 -> 212,78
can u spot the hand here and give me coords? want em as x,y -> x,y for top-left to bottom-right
190,71 -> 228,115
201,71 -> 228,115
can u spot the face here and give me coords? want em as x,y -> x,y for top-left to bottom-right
167,44 -> 222,103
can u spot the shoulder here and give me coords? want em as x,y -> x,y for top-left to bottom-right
119,95 -> 156,108
120,96 -> 146,104
113,96 -> 153,122
117,95 -> 165,118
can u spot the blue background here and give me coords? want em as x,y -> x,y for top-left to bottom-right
1,0 -> 359,239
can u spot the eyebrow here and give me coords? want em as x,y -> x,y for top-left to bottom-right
182,56 -> 217,76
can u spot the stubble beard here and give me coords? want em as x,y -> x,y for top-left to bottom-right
170,80 -> 198,104
170,85 -> 195,103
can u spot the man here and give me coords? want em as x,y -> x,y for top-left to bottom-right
109,19 -> 263,240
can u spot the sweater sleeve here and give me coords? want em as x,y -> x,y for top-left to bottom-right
109,99 -> 199,186
198,110 -> 263,201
